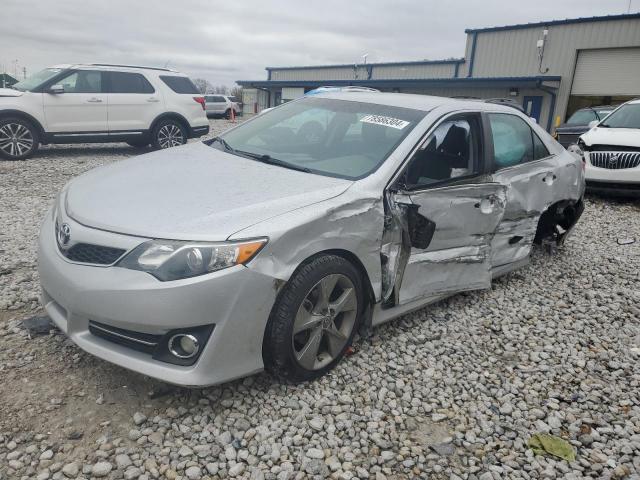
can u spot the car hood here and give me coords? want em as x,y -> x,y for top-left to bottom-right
0,88 -> 23,97
556,124 -> 588,134
581,126 -> 640,148
65,142 -> 353,240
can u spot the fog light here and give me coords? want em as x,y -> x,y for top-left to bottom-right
168,333 -> 200,359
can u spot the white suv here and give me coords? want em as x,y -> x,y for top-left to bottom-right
0,64 -> 209,160
577,99 -> 640,196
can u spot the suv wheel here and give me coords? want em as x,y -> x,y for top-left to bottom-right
0,118 -> 39,160
224,109 -> 232,119
152,120 -> 187,149
263,255 -> 363,383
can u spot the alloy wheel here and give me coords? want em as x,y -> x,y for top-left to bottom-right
157,124 -> 184,148
0,123 -> 34,158
292,273 -> 358,370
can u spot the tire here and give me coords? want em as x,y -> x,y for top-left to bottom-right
263,254 -> 363,383
224,109 -> 232,119
151,119 -> 187,150
126,140 -> 149,148
0,117 -> 39,160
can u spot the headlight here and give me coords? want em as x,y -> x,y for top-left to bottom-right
117,238 -> 267,281
567,143 -> 583,159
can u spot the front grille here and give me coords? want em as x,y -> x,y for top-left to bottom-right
89,321 -> 161,355
61,243 -> 126,265
588,151 -> 640,170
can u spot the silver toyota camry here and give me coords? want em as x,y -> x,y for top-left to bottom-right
38,92 -> 585,386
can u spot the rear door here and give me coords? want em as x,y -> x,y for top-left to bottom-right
105,71 -> 162,132
487,112 -> 558,268
382,112 -> 506,305
42,70 -> 107,132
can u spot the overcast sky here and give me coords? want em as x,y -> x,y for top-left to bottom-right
1,0 -> 637,87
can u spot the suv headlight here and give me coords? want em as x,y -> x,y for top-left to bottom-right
117,238 -> 267,281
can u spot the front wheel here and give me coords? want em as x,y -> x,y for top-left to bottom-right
263,255 -> 363,383
0,117 -> 39,160
151,120 -> 187,150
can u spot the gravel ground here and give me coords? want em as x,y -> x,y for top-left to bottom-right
1,120 -> 639,479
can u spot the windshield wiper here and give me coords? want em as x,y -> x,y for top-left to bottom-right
209,136 -> 236,153
235,149 -> 312,173
209,137 -> 311,173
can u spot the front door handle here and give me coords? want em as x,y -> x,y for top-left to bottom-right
147,97 -> 160,103
87,98 -> 103,103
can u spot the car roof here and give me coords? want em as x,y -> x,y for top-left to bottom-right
575,105 -> 616,111
318,91 -> 521,114
49,64 -> 183,74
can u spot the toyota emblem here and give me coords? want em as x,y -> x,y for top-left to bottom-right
57,222 -> 71,246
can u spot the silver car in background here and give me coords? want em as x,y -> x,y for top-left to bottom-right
38,92 -> 584,386
204,94 -> 239,118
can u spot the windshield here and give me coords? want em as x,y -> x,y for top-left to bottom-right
600,104 -> 640,129
215,97 -> 425,179
12,68 -> 64,92
566,109 -> 597,125
595,108 -> 613,119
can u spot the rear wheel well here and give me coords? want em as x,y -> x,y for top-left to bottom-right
150,113 -> 190,136
534,198 -> 584,245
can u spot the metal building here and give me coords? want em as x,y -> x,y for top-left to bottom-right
237,13 -> 640,131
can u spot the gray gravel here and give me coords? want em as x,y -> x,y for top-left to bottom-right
1,120 -> 640,479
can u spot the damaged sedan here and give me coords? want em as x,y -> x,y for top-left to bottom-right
38,92 -> 585,386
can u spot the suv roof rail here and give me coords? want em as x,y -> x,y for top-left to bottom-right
88,63 -> 177,72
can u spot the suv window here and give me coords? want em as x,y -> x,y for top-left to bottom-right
159,75 -> 199,94
209,95 -> 225,102
58,71 -> 103,93
488,113 -> 549,169
403,115 -> 481,188
107,72 -> 154,93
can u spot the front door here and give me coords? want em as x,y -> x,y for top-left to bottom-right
523,96 -> 543,123
42,70 -> 107,133
105,71 -> 163,132
382,113 -> 506,306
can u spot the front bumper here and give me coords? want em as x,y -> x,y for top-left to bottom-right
584,154 -> 640,197
37,212 -> 278,386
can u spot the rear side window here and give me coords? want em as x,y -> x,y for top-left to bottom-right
160,75 -> 199,94
488,113 -> 549,169
108,72 -> 154,93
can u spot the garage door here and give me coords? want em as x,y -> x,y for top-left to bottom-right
572,48 -> 640,96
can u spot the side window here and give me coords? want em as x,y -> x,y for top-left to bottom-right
403,115 -> 481,188
108,72 -> 155,94
205,96 -> 215,102
58,71 -> 102,93
213,96 -> 225,102
532,131 -> 550,160
159,75 -> 200,94
488,113 -> 534,168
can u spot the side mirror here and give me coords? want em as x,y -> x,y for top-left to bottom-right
588,120 -> 599,129
49,84 -> 64,94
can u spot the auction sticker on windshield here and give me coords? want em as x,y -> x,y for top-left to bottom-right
360,114 -> 410,130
